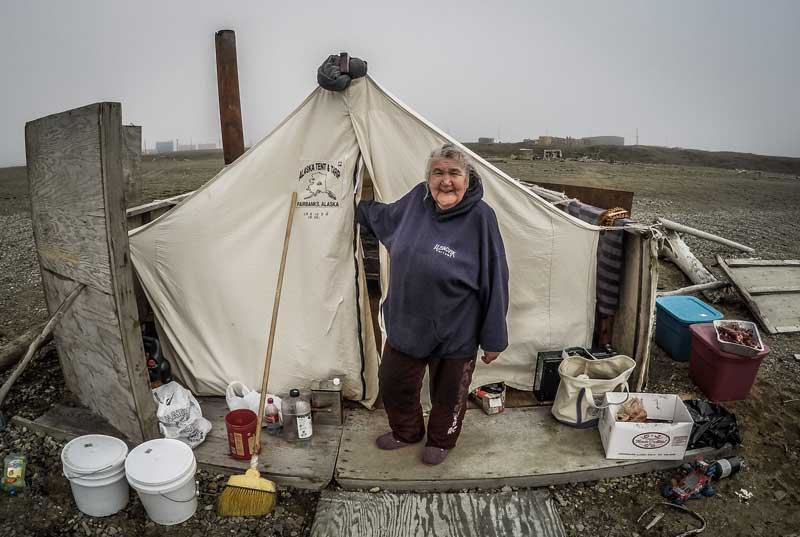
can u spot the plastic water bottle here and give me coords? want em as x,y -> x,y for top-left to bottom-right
264,397 -> 282,435
282,389 -> 313,441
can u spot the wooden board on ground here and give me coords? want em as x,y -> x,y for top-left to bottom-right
13,403 -> 126,444
25,102 -> 157,442
718,257 -> 800,334
311,489 -> 565,537
336,407 -> 729,492
193,397 -> 342,490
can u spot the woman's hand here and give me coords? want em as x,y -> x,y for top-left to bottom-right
481,352 -> 500,364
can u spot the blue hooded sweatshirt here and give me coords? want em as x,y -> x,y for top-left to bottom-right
357,173 -> 509,359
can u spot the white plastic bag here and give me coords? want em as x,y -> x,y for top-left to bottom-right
225,381 -> 282,424
152,382 -> 212,448
225,381 -> 263,412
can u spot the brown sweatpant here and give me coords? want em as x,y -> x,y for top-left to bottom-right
379,343 -> 477,449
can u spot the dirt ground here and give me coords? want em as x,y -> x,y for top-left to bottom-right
1,153 -> 799,536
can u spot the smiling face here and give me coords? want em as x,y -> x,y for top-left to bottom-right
428,157 -> 468,210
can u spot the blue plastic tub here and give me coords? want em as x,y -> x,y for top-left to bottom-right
655,296 -> 722,361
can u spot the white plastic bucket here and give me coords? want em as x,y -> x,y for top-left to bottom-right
61,434 -> 129,517
125,439 -> 198,525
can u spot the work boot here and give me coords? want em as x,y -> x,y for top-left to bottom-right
421,446 -> 449,465
375,431 -> 415,450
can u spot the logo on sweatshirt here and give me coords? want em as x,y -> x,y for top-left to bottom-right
433,244 -> 456,258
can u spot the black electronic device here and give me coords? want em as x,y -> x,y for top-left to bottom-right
533,346 -> 616,402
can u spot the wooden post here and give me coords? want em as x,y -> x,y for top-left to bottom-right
25,102 -> 159,442
215,29 -> 245,165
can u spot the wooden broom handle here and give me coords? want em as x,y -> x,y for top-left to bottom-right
254,192 -> 298,455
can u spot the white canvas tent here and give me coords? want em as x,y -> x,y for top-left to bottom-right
129,76 -> 602,406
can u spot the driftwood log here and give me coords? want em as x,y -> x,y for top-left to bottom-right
0,284 -> 85,408
0,325 -> 50,373
658,218 -> 755,254
660,231 -> 725,302
657,281 -> 730,297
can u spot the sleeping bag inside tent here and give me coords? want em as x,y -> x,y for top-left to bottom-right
129,75 -> 655,406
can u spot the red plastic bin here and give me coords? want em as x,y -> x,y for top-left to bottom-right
689,323 -> 769,401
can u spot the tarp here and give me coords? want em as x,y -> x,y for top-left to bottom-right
129,76 -> 600,405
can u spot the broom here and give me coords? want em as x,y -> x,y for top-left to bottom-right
218,192 -> 298,517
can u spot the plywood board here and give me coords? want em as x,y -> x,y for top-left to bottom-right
192,397 -> 342,489
613,228 -> 657,390
336,408 -> 726,492
25,103 -> 157,442
719,257 -> 800,334
533,181 -> 634,213
14,403 -> 126,444
311,489 -> 565,537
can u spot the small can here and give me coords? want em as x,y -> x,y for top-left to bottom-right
471,382 -> 506,415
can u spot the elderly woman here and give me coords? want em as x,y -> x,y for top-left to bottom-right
357,143 -> 509,465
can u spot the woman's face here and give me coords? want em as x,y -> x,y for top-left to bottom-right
428,158 -> 468,210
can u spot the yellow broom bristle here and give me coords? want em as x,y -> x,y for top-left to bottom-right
217,468 -> 277,517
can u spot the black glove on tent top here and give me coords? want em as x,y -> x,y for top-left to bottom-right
317,52 -> 368,92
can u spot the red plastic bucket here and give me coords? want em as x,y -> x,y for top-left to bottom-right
225,409 -> 257,460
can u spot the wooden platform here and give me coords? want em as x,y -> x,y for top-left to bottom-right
18,398 -> 341,490
19,400 -> 729,493
194,397 -> 341,490
311,489 -> 565,537
335,407 -> 727,491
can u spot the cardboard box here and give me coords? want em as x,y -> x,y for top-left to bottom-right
599,393 -> 694,460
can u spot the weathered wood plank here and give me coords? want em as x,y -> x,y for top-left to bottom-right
26,106 -> 113,293
613,228 -> 657,390
336,408 -> 728,492
725,266 -> 800,290
126,192 -> 193,219
748,285 -> 800,295
717,255 -> 776,334
192,397 -> 341,490
25,103 -> 158,442
749,293 -> 800,334
725,259 -> 800,267
122,125 -> 142,206
99,104 -> 159,442
311,489 -> 566,537
531,181 -> 634,213
13,403 -> 126,444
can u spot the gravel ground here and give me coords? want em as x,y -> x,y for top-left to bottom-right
2,155 -> 800,536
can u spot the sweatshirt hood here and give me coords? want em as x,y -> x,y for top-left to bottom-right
425,165 -> 484,221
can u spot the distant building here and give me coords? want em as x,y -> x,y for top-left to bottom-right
177,144 -> 196,152
543,149 -> 563,160
155,140 -> 175,153
196,143 -> 217,150
478,137 -> 496,144
535,136 -> 581,146
583,136 -> 624,146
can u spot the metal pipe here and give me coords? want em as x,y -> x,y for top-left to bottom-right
215,30 -> 245,165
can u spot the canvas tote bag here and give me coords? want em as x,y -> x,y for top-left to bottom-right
551,353 -> 636,428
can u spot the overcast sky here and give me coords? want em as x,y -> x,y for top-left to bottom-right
1,0 -> 798,166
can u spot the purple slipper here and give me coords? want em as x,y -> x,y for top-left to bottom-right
375,432 -> 413,450
422,446 -> 449,465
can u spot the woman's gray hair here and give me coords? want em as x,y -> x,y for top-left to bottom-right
425,143 -> 472,180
